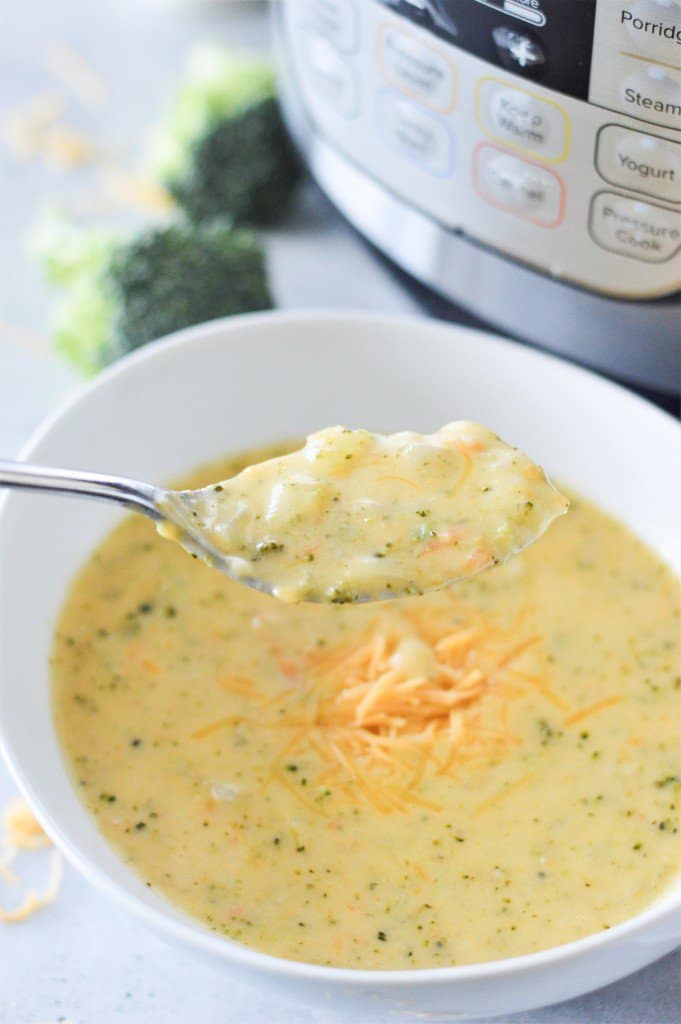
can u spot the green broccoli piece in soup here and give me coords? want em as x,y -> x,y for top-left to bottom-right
34,212 -> 272,375
148,46 -> 301,225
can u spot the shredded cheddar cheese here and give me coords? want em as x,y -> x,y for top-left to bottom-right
302,608 -> 539,810
3,95 -> 97,169
3,94 -> 64,157
99,168 -> 174,215
195,596 -> 554,814
3,797 -> 51,850
0,798 -> 62,923
564,696 -> 624,726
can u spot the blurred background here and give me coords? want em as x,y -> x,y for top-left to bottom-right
1,0 -> 432,455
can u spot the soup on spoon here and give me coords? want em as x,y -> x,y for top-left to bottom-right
158,422 -> 568,603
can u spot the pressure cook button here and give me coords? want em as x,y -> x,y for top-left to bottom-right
477,79 -> 569,162
305,31 -> 360,117
379,90 -> 455,176
620,66 -> 681,129
597,125 -> 681,203
304,0 -> 359,55
590,191 -> 681,261
474,145 -> 565,226
378,24 -> 456,113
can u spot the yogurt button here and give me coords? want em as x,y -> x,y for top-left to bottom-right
620,66 -> 681,129
379,25 -> 456,112
597,125 -> 681,202
304,0 -> 359,54
379,91 -> 455,176
305,31 -> 360,117
590,191 -> 681,261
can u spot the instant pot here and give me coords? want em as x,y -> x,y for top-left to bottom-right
273,0 -> 681,394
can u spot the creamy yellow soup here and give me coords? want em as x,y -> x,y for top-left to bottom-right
158,423 -> 568,603
52,444 -> 681,970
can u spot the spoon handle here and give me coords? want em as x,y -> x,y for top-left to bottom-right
0,460 -> 162,519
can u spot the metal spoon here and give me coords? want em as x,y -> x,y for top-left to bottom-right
0,458 -> 258,589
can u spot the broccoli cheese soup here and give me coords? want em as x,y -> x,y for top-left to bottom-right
158,423 -> 568,603
52,443 -> 681,970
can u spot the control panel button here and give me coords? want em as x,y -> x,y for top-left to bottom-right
589,3 -> 681,129
620,65 -> 681,131
622,0 -> 681,67
378,90 -> 455,176
597,125 -> 681,203
304,30 -> 360,118
492,26 -> 546,76
476,78 -> 569,162
304,0 -> 359,55
474,144 -> 565,226
378,24 -> 456,113
590,191 -> 681,261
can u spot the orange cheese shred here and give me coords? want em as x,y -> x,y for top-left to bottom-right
564,696 -> 624,726
1,798 -> 63,924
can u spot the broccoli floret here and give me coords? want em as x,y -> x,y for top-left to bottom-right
169,96 -> 301,225
37,217 -> 272,375
107,221 -> 272,358
54,271 -> 117,376
30,209 -> 117,287
149,47 -> 301,225
148,47 -> 276,184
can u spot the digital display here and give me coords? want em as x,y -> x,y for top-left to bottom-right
380,0 -> 598,100
471,0 -> 547,28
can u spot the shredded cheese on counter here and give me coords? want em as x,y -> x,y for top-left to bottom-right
3,95 -> 97,169
0,797 -> 62,923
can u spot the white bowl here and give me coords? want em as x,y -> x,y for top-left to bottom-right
0,311 -> 679,1020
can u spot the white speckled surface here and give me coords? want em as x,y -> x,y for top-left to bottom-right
0,2 -> 678,1021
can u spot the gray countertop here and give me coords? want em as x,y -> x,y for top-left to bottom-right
0,2 -> 678,1021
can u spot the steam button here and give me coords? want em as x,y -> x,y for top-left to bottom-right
620,66 -> 681,130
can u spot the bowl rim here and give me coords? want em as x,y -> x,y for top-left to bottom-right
0,308 -> 679,988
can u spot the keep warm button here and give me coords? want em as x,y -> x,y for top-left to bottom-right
590,192 -> 681,262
